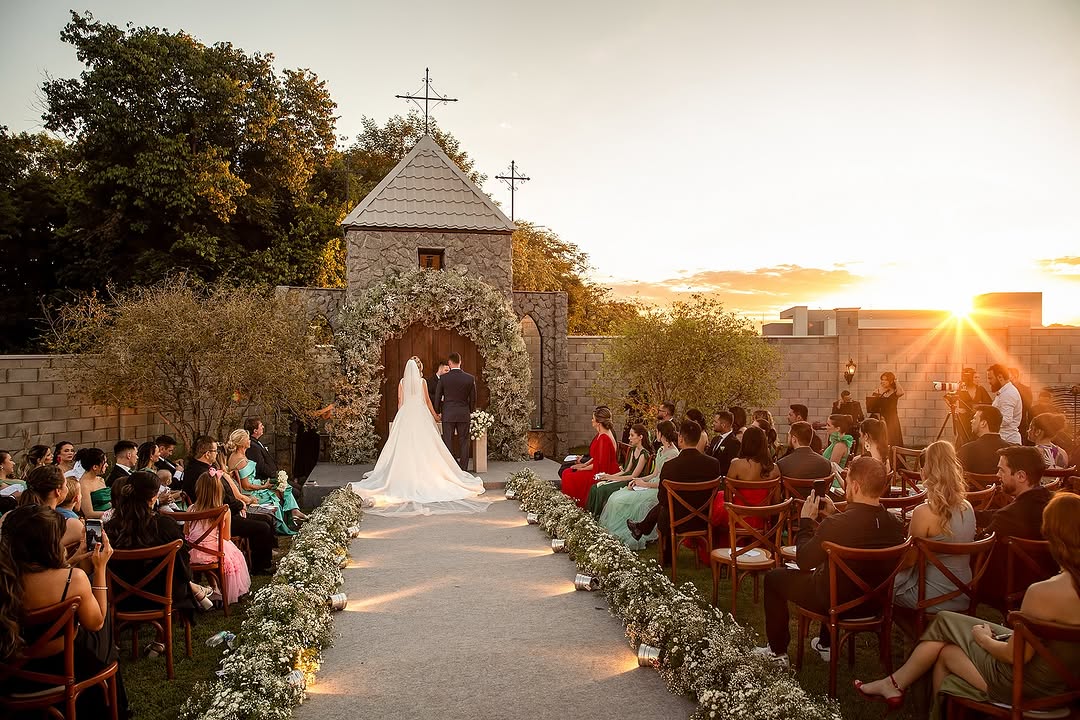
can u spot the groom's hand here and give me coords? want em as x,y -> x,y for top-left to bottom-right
434,413 -> 441,421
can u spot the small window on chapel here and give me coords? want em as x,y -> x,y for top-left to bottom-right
418,249 -> 445,270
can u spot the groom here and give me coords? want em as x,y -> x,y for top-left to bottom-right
435,352 -> 476,471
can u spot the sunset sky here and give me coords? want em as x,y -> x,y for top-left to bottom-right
2,0 -> 1078,324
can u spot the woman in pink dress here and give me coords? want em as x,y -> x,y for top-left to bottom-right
561,407 -> 620,507
186,470 -> 251,605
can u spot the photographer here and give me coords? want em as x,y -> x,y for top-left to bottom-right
952,367 -> 991,445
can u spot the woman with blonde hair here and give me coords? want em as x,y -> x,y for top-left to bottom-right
226,428 -> 306,535
892,440 -> 975,611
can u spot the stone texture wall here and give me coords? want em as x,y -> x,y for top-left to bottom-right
346,229 -> 513,297
564,336 -> 618,449
275,286 -> 347,331
513,291 -> 570,457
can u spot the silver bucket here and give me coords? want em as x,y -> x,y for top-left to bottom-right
327,593 -> 348,611
505,488 -> 517,499
637,644 -> 661,667
526,512 -> 539,524
346,525 -> 361,538
574,573 -> 599,591
551,538 -> 567,552
286,669 -> 307,689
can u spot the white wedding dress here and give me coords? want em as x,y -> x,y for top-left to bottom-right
349,359 -> 489,516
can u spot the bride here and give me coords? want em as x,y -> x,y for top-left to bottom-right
350,357 -> 489,516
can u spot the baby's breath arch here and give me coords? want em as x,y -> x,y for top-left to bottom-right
330,268 -> 531,463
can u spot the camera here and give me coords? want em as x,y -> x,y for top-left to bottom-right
932,381 -> 960,392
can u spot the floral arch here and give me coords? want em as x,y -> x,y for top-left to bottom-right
329,268 -> 532,463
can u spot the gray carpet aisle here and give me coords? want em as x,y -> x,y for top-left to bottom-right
295,495 -> 696,720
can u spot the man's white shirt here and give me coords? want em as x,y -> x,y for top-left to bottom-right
992,381 -> 1023,445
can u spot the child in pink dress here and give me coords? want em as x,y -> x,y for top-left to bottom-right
186,471 -> 251,605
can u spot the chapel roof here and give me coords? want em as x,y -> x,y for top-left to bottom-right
341,134 -> 516,233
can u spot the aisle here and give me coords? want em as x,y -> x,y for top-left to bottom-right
295,495 -> 696,720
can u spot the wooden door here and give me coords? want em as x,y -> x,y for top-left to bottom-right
377,323 -> 489,445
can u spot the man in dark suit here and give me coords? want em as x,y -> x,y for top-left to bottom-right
777,422 -> 833,479
107,440 -> 138,487
427,360 -> 449,406
185,435 -> 277,575
434,352 -> 476,471
706,410 -> 740,477
244,417 -> 278,481
784,404 -> 823,454
958,405 -> 1012,474
154,434 -> 183,489
626,420 -> 721,566
1009,367 -> 1033,444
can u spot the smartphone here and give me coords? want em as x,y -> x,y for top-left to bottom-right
992,632 -> 1012,642
85,518 -> 103,551
812,480 -> 828,509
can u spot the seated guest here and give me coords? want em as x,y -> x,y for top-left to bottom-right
586,423 -> 653,518
136,441 -> 161,474
784,405 -> 823,454
1,450 -> 22,510
0,505 -> 130,719
561,407 -> 620,507
13,465 -> 84,547
186,436 -> 277,575
1028,412 -> 1070,469
705,410 -> 740,477
56,475 -> 82,520
855,492 -> 1080,717
860,417 -> 891,473
753,416 -> 781,461
601,420 -> 680,549
106,440 -> 137,487
52,440 -> 76,476
155,435 -> 183,488
105,470 -> 213,613
893,441 -> 975,612
685,408 -> 709,452
823,414 -> 855,469
243,417 -> 278,483
186,471 -> 251,606
75,447 -> 111,520
20,444 -> 52,478
711,425 -> 780,532
832,390 -> 865,424
227,429 -> 307,534
777,421 -> 833,480
958,405 -> 1011,475
729,406 -> 748,442
557,404 -> 613,482
754,457 -> 906,664
975,446 -> 1050,609
626,420 -> 721,566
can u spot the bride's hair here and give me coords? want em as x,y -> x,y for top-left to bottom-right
225,429 -> 249,454
409,356 -> 423,373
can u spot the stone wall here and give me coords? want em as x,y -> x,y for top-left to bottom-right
346,229 -> 513,298
564,336 -> 617,449
275,286 -> 347,331
513,291 -> 570,457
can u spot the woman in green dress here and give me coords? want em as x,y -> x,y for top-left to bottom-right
75,447 -> 112,519
599,420 -> 679,549
226,429 -> 306,535
585,424 -> 652,518
822,413 -> 855,469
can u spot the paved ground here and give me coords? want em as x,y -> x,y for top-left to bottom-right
294,483 -> 696,720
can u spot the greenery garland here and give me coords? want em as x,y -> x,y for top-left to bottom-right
329,267 -> 532,463
179,489 -> 367,720
505,468 -> 841,720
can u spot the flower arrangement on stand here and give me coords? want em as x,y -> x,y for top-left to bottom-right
469,409 -> 494,440
178,488 -> 367,720
330,268 -> 532,464
504,468 -> 840,720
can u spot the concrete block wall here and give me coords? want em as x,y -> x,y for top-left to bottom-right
565,336 -> 617,449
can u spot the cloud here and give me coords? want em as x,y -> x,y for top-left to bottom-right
1037,257 -> 1080,276
604,264 -> 863,315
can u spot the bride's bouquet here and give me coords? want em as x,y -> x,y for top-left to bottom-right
276,470 -> 290,492
469,410 -> 494,440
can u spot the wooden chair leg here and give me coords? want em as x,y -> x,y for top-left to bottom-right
710,559 -> 719,606
671,536 -> 678,585
848,632 -> 856,668
828,624 -> 840,698
165,613 -> 174,680
130,624 -> 139,660
795,614 -> 807,670
752,573 -> 760,603
185,617 -> 192,658
110,673 -> 120,720
730,566 -> 738,615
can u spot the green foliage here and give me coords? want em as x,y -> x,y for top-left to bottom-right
595,294 -> 781,415
511,220 -> 639,335
46,275 -> 338,450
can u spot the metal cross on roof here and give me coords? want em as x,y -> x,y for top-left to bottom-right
495,160 -> 530,221
395,68 -> 458,135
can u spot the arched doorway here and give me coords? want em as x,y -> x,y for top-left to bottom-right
519,315 -> 542,429
377,322 -> 489,445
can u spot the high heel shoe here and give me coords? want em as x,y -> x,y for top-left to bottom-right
854,676 -> 905,711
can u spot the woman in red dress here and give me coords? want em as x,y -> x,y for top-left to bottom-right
561,407 -> 619,507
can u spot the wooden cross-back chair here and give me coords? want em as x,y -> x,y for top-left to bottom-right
710,499 -> 791,614
880,489 -> 928,526
909,533 -> 997,636
793,539 -> 913,698
1005,537 -> 1057,613
965,485 -> 999,512
1041,466 -> 1077,492
664,478 -> 721,585
725,476 -> 783,506
891,446 -> 923,474
893,468 -> 923,497
171,507 -> 229,616
106,539 -> 191,680
0,598 -> 120,720
946,611 -> 1080,720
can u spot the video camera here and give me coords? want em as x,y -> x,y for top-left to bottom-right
932,381 -> 960,392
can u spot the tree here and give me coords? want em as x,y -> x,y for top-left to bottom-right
41,11 -> 341,292
511,220 -> 638,334
594,294 -> 781,418
47,276 -> 338,450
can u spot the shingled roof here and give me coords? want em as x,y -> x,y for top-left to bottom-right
341,135 -> 516,233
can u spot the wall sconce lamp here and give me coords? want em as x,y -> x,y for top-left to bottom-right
844,358 -> 857,385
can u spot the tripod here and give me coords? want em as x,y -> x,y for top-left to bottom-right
935,395 -> 964,444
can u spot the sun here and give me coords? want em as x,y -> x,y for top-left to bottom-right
949,296 -> 974,319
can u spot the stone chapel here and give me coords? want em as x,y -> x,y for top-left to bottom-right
279,135 -> 572,457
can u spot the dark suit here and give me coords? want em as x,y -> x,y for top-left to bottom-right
435,367 -> 476,470
1015,382 -> 1033,442
706,431 -> 740,477
958,433 -> 1011,475
105,464 -> 132,488
637,448 -> 720,566
185,458 -> 277,573
246,437 -> 277,480
777,447 -> 833,480
426,373 -> 441,405
975,486 -> 1051,609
